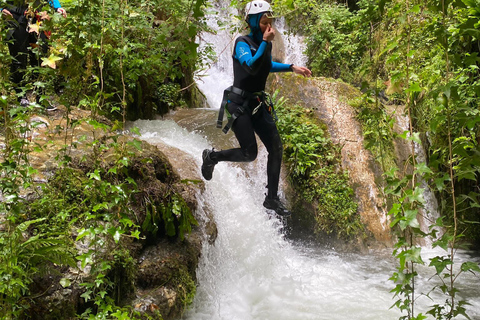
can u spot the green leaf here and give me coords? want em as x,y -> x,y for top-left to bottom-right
60,278 -> 72,288
429,256 -> 452,274
407,187 -> 425,204
41,54 -> 62,69
405,246 -> 424,264
461,261 -> 480,273
75,228 -> 89,241
381,40 -> 398,56
88,170 -> 101,181
415,162 -> 433,175
406,82 -> 422,94
405,209 -> 420,229
410,4 -> 421,13
406,132 -> 422,144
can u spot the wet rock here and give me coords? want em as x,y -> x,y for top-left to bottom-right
133,238 -> 200,320
268,74 -> 393,246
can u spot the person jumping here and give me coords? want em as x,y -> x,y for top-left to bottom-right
201,0 -> 311,216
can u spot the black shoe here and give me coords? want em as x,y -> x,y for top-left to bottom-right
263,196 -> 292,216
201,149 -> 217,181
46,104 -> 57,112
19,97 -> 29,107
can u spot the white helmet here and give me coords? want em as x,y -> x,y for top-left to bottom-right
244,0 -> 272,18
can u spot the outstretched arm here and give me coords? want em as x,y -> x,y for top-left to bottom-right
291,65 -> 312,77
271,61 -> 292,72
1,9 -> 13,18
271,62 -> 312,76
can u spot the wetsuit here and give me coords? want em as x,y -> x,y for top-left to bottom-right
1,0 -> 63,96
210,13 -> 293,199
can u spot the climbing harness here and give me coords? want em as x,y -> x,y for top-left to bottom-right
217,86 -> 276,134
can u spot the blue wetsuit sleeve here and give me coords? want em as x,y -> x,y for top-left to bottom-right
49,0 -> 62,9
271,61 -> 293,72
234,40 -> 269,74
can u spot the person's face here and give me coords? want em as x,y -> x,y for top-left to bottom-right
259,13 -> 273,34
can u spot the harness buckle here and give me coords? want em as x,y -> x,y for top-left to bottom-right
252,97 -> 262,115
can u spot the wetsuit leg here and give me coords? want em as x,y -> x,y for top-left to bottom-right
7,14 -> 29,95
29,29 -> 49,103
253,107 -> 283,198
212,102 -> 258,163
28,28 -> 48,68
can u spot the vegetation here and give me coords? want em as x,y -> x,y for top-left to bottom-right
0,0 -> 205,318
1,0 -> 480,318
274,0 -> 480,319
274,93 -> 361,238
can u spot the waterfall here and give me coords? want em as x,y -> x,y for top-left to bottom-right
195,2 -> 307,110
195,1 -> 236,109
134,118 -> 400,320
275,17 -> 308,67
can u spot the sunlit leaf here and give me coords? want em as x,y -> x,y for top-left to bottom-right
28,22 -> 40,35
41,54 -> 63,69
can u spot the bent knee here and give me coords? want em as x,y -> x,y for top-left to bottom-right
242,145 -> 258,162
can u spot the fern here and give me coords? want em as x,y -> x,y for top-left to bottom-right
0,218 -> 75,318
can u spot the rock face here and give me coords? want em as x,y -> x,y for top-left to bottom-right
269,74 -> 393,245
2,106 -> 217,319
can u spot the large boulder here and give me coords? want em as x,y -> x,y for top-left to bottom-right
268,74 -> 393,246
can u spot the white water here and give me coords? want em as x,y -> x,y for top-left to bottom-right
195,1 -> 237,109
393,109 -> 442,246
132,119 -> 480,320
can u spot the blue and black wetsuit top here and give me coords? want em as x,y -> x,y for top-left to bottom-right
1,0 -> 62,13
232,12 -> 292,93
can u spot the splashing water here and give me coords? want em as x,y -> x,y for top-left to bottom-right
132,118 -> 480,320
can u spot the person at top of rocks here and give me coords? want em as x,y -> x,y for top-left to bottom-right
1,0 -> 67,107
201,0 -> 311,216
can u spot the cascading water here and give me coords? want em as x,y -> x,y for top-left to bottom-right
391,109 -> 442,247
195,1 -> 236,109
133,118 -> 480,320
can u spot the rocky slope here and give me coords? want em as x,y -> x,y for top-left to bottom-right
0,106 -> 216,320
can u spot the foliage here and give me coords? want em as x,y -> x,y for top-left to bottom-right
273,0 -> 480,318
352,93 -> 397,174
303,3 -> 367,82
142,191 -> 198,241
0,218 -> 76,319
0,1 -> 206,317
23,0 -> 209,120
275,93 -> 361,238
286,0 -> 480,319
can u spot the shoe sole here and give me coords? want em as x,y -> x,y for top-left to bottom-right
202,149 -> 213,180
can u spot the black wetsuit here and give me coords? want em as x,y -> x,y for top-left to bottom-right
1,0 -> 62,95
211,27 -> 292,198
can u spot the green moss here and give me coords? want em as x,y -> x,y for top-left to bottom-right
274,94 -> 362,238
173,266 -> 196,308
